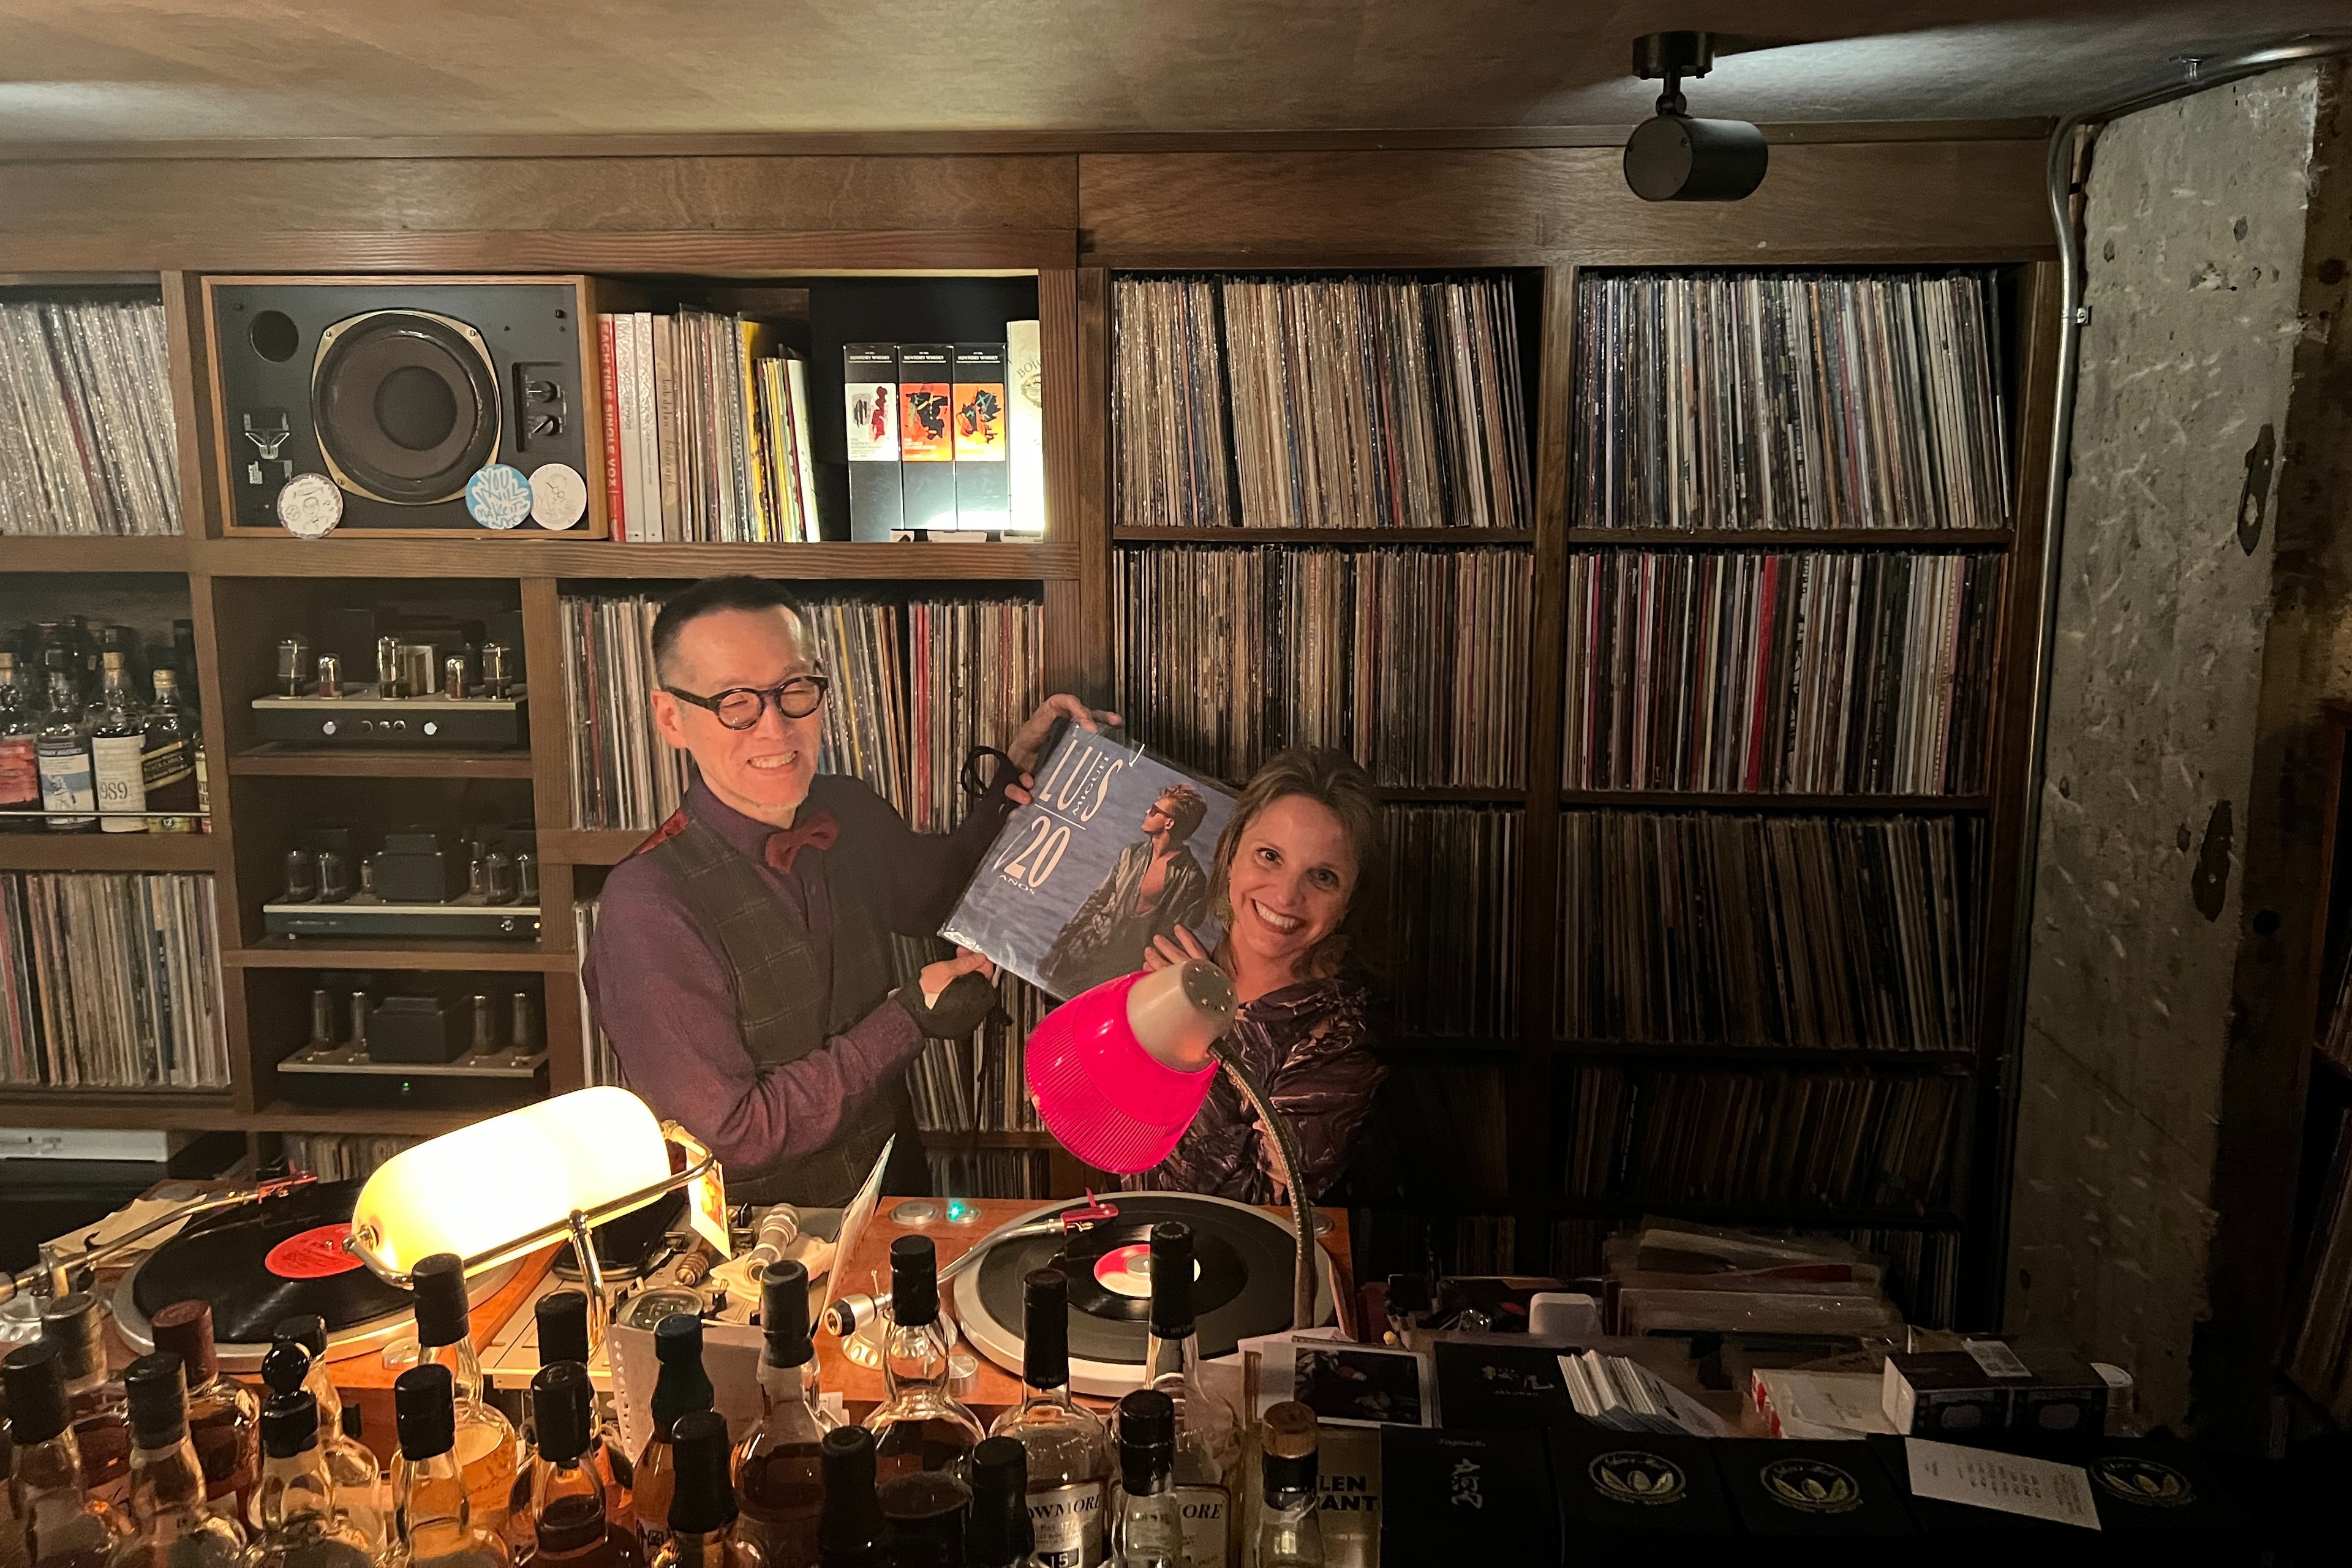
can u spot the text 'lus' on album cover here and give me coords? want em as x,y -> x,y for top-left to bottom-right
941,726 -> 1235,1001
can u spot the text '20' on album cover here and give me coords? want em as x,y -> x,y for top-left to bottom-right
941,726 -> 1235,1001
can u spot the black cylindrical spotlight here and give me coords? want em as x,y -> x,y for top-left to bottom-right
1624,113 -> 1769,202
1625,29 -> 1768,202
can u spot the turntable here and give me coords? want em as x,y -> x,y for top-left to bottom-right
948,1193 -> 1335,1396
110,1178 -> 513,1372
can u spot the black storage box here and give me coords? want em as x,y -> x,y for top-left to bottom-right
1550,1417 -> 1738,1552
1433,1341 -> 1580,1430
1380,1428 -> 1556,1565
1713,1438 -> 1918,1555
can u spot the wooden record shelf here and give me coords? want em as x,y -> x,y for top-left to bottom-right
1556,527 -> 2016,548
227,937 -> 575,972
0,834 -> 225,872
0,1087 -> 245,1131
244,1100 -> 530,1137
537,829 -> 643,868
0,535 -> 192,573
1547,1042 -> 1979,1069
1554,789 -> 1995,813
1111,527 -> 1535,545
227,745 -> 535,779
190,536 -> 1077,582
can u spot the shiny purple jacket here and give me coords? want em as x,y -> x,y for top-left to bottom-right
1129,976 -> 1385,1204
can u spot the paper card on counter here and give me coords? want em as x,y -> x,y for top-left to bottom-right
1905,1438 -> 2101,1529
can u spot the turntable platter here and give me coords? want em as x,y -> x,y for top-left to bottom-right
113,1179 -> 513,1371
950,1193 -> 1333,1397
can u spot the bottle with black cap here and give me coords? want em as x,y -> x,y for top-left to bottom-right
104,1353 -> 247,1568
647,1412 -> 757,1568
861,1237 -> 982,1480
249,1391 -> 374,1568
146,1300 -> 260,1513
395,1253 -> 519,1537
967,1438 -> 1033,1568
262,1316 -> 385,1551
518,1363 -> 641,1568
630,1314 -> 713,1559
36,1291 -> 130,1504
4,1340 -> 127,1568
1132,1224 -> 1237,1568
814,1428 -> 881,1568
391,1363 -> 512,1568
531,1290 -> 632,1526
258,1325 -> 386,1550
1107,1391 -> 1178,1568
733,1262 -> 836,1566
1250,1406 -> 1320,1568
986,1269 -> 1106,1567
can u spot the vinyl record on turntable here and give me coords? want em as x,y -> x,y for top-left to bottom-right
111,1179 -> 513,1371
951,1193 -> 1333,1396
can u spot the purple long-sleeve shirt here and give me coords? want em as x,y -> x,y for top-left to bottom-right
581,774 -> 1010,1174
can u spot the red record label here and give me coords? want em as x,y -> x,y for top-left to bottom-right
263,1224 -> 363,1280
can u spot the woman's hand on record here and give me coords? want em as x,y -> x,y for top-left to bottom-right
1142,924 -> 1215,972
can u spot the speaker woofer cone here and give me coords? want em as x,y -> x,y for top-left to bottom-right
312,309 -> 500,504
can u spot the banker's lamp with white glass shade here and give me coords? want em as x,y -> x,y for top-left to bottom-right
345,1087 -> 717,1308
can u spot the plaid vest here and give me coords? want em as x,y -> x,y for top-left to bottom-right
641,813 -> 910,1207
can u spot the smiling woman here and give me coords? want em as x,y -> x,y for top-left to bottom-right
1126,747 -> 1389,1205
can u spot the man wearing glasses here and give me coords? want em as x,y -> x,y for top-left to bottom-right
581,575 -> 1112,1206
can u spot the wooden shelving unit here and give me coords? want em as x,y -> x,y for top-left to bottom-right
0,127 -> 2058,1323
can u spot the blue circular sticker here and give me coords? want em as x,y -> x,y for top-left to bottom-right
465,464 -> 533,530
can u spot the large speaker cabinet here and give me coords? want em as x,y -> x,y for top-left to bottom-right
203,275 -> 606,538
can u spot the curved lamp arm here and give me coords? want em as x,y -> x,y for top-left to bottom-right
1210,1048 -> 1319,1333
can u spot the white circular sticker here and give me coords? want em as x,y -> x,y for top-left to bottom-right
465,464 -> 533,530
276,473 -> 344,539
529,462 -> 588,530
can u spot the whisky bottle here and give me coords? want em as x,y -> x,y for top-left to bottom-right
398,1254 -> 520,1536
1107,1392 -> 1180,1568
0,650 -> 42,832
259,1322 -> 386,1550
1134,1225 -> 1237,1568
987,1269 -> 1107,1568
148,1300 -> 260,1514
861,1238 -> 983,1482
813,1429 -> 881,1568
392,1364 -> 513,1568
873,1469 -> 968,1568
36,666 -> 96,832
86,649 -> 147,834
248,1391 -> 375,1568
104,1354 -> 248,1568
732,1262 -> 835,1568
140,668 -> 200,834
1250,1406 -> 1322,1568
966,1438 -> 1033,1568
37,1292 -> 130,1506
5,1341 -> 127,1568
519,1362 -> 641,1568
647,1413 -> 761,1568
532,1290 -> 631,1525
631,1314 -> 714,1559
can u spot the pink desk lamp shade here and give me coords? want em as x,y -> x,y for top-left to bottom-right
1024,961 -> 1238,1174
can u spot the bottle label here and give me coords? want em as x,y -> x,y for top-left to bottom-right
0,736 -> 36,809
141,735 -> 195,827
91,733 -> 145,831
1176,1485 -> 1228,1568
1028,1481 -> 1106,1568
37,741 -> 96,824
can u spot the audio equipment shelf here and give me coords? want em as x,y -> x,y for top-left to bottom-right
0,835 -> 225,872
244,1099 -> 530,1137
225,746 -> 537,779
226,937 -> 575,972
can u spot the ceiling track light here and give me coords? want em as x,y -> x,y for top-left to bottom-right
1624,31 -> 1769,202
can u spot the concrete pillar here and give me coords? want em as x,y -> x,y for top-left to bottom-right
2007,60 -> 2352,1439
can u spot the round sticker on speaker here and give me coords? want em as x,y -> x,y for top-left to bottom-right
529,462 -> 588,530
465,463 -> 533,530
276,473 -> 344,539
263,1223 -> 364,1280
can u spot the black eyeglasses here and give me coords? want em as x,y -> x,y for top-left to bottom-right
663,674 -> 830,730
